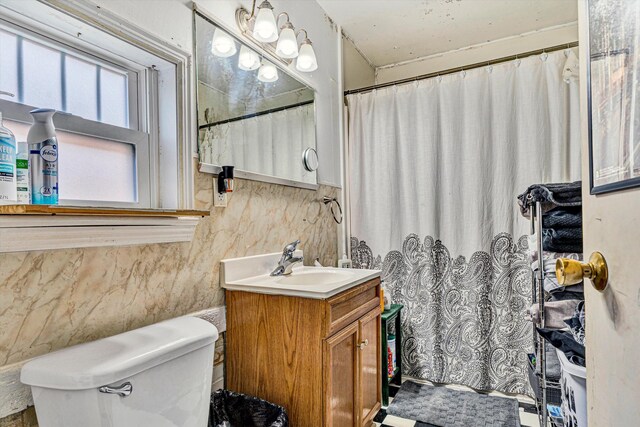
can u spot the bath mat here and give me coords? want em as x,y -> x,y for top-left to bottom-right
387,381 -> 521,427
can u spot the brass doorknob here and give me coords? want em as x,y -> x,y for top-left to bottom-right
556,251 -> 608,292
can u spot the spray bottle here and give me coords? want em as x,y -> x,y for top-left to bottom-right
16,141 -> 30,204
0,109 -> 17,204
27,109 -> 58,205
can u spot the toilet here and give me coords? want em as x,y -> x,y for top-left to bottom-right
20,316 -> 218,427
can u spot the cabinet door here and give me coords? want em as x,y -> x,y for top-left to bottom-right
359,308 -> 382,426
324,321 -> 359,427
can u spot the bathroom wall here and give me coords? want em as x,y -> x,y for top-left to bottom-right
0,0 -> 342,424
375,22 -> 578,84
343,36 -> 375,91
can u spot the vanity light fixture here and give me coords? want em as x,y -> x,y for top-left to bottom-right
257,61 -> 279,82
252,0 -> 278,42
211,28 -> 237,57
295,31 -> 318,72
236,0 -> 319,72
275,15 -> 299,59
238,45 -> 261,71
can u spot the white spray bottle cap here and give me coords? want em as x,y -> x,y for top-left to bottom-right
27,109 -> 56,144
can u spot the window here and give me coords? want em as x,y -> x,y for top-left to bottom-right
0,0 -> 196,253
0,10 -> 168,208
0,32 -> 133,126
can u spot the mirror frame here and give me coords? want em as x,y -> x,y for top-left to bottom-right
193,4 -> 319,191
586,0 -> 640,195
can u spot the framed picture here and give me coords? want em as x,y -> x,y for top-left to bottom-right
587,0 -> 640,194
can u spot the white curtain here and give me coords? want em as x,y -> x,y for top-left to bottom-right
347,50 -> 581,394
199,103 -> 316,184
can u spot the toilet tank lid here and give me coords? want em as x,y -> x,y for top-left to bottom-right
20,316 -> 218,390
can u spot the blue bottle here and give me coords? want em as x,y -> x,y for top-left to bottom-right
27,109 -> 58,205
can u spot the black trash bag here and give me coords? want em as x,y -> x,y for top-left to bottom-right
209,389 -> 289,427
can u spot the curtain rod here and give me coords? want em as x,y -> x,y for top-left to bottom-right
198,99 -> 314,130
344,42 -> 579,96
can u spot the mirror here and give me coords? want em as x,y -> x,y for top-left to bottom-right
194,10 -> 318,189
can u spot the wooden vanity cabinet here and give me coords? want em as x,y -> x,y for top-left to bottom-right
226,277 -> 382,427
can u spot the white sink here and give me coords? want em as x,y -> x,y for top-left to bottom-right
273,268 -> 352,286
221,252 -> 381,299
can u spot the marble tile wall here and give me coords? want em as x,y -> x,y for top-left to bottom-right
0,170 -> 339,424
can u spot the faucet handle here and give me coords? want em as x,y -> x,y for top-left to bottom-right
284,239 -> 300,254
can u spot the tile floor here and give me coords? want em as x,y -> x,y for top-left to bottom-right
373,379 -> 539,427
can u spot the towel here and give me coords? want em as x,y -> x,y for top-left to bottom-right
543,207 -> 582,229
526,235 -> 582,263
549,288 -> 585,301
542,228 -> 583,253
517,181 -> 582,217
531,259 -> 558,275
565,301 -> 586,346
536,328 -> 585,367
527,300 -> 581,328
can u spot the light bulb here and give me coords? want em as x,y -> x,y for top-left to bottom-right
258,62 -> 279,82
238,45 -> 260,71
211,28 -> 237,58
276,26 -> 299,59
252,2 -> 278,43
296,41 -> 318,72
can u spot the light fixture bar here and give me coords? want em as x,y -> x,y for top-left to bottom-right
235,5 -> 318,72
236,6 -> 292,66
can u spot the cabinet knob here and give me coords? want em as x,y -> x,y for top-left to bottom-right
357,339 -> 369,350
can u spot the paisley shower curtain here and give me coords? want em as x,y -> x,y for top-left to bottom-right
347,50 -> 581,394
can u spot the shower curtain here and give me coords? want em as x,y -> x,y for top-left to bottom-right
347,50 -> 581,394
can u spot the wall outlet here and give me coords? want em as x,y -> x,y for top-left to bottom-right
213,178 -> 227,207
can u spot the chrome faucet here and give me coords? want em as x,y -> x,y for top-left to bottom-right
271,240 -> 304,276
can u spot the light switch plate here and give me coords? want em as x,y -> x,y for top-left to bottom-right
213,178 -> 227,207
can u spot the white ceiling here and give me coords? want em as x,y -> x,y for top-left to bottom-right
317,0 -> 578,67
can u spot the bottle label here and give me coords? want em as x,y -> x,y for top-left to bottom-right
0,135 -> 16,202
40,145 -> 58,162
0,137 -> 15,178
40,186 -> 53,196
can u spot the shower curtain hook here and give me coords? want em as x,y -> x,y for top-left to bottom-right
541,50 -> 548,61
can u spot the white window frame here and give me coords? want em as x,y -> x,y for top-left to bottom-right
0,16 -> 153,208
0,0 -> 197,252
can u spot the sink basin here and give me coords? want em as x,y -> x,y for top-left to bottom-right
221,252 -> 381,299
273,269 -> 352,286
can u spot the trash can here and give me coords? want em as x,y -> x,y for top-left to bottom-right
209,389 -> 289,427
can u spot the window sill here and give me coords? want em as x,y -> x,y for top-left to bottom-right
0,205 -> 209,253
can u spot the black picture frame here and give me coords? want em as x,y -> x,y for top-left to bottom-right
586,0 -> 640,195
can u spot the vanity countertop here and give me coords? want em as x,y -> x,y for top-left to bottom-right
221,252 -> 381,299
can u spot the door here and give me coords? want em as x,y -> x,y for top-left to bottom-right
359,308 -> 381,427
324,321 -> 358,427
579,2 -> 640,424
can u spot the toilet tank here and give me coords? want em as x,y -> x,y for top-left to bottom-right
21,316 -> 218,427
